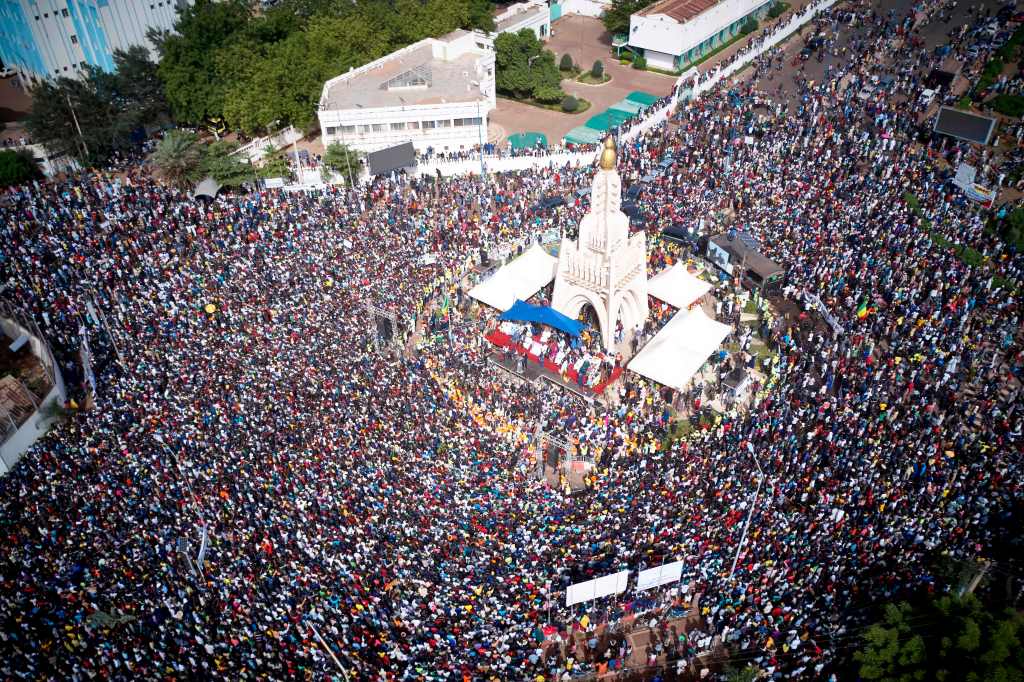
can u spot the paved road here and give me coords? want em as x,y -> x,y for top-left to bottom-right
735,0 -> 985,106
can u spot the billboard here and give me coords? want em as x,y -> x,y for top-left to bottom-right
565,570 -> 630,606
933,107 -> 997,145
636,560 -> 684,592
367,142 -> 416,176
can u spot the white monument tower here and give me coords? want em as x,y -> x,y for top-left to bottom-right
552,138 -> 648,351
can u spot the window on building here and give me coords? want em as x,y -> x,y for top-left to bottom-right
62,8 -> 69,17
422,120 -> 436,129
325,126 -> 337,135
339,125 -> 356,134
436,120 -> 451,128
371,123 -> 386,132
358,125 -> 372,134
407,121 -> 419,129
70,34 -> 78,44
390,122 -> 405,131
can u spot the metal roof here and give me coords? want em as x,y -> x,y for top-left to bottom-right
638,0 -> 721,22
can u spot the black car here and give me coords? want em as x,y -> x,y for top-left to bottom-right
533,195 -> 566,212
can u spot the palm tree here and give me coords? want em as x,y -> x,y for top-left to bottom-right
149,130 -> 203,189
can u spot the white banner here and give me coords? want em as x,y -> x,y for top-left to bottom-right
566,579 -> 595,606
636,560 -> 684,592
566,570 -> 630,606
594,570 -> 630,600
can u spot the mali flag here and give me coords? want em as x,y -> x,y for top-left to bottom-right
856,300 -> 869,319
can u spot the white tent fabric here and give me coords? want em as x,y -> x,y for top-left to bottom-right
468,243 -> 558,311
628,308 -> 732,390
648,263 -> 712,309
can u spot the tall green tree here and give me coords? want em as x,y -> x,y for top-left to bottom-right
25,48 -> 168,166
602,0 -> 657,36
494,29 -> 563,101
854,594 -> 1024,682
156,0 -> 252,125
198,140 -> 254,187
112,46 -> 169,128
149,130 -> 204,189
0,149 -> 42,187
322,142 -> 361,184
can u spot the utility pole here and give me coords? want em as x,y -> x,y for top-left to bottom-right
730,447 -> 764,579
307,620 -> 350,679
961,560 -> 992,597
65,91 -> 89,159
291,126 -> 302,184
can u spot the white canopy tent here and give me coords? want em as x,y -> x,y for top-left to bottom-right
628,308 -> 732,390
468,243 -> 558,311
648,263 -> 712,309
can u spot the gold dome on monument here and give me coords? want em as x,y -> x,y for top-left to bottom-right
599,137 -> 616,170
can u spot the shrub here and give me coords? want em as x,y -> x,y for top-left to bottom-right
560,53 -> 574,71
620,51 -> 634,63
991,94 -> 1024,118
591,59 -> 604,78
561,95 -> 579,112
768,2 -> 787,18
740,17 -> 759,35
632,55 -> 647,70
533,85 -> 564,104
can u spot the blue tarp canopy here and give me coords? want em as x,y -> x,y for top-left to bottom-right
499,299 -> 585,338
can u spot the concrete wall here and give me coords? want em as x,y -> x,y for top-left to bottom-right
0,312 -> 69,477
496,1 -> 552,40
320,103 -> 492,154
0,314 -> 65,402
414,149 -> 598,177
0,386 -> 60,476
560,0 -> 609,18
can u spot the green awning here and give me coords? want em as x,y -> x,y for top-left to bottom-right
564,126 -> 604,145
625,90 -> 659,106
508,132 -> 548,150
606,108 -> 634,127
584,113 -> 612,131
611,99 -> 645,114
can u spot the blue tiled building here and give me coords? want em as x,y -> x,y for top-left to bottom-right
0,0 -> 190,84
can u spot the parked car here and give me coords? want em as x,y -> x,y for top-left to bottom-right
0,67 -> 17,78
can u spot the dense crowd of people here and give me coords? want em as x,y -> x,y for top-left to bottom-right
1,0 -> 1022,680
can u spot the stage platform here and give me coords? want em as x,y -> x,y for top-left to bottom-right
488,351 -> 595,403
484,330 -> 622,398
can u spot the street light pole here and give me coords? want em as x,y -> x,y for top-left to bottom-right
65,92 -> 89,159
729,447 -> 764,579
477,99 -> 486,178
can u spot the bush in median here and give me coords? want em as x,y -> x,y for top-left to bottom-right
561,95 -> 579,112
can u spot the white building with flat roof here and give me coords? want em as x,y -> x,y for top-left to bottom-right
628,0 -> 772,72
317,30 -> 496,155
495,1 -> 551,40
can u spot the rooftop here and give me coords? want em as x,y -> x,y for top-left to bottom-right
321,42 -> 486,112
637,0 -> 721,23
495,3 -> 548,32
